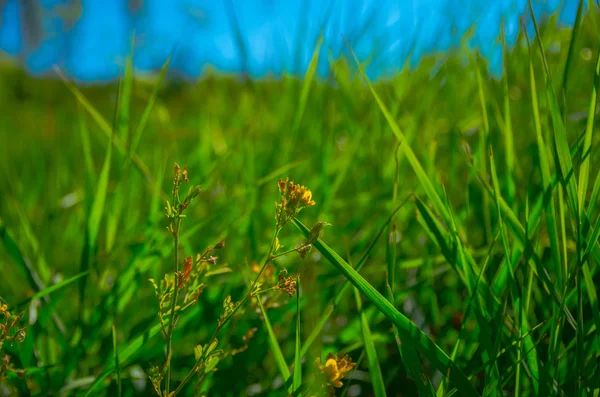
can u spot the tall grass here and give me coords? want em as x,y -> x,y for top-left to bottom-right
0,7 -> 599,396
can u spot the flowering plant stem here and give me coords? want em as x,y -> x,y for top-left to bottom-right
164,216 -> 182,395
172,223 -> 282,395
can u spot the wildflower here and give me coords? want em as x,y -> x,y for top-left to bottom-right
276,178 -> 316,225
316,353 -> 356,389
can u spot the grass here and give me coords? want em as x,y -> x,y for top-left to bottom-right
1,7 -> 600,397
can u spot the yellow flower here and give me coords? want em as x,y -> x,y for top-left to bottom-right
276,178 -> 316,224
317,353 -> 356,389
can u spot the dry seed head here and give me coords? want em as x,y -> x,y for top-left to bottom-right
297,244 -> 312,259
174,163 -> 181,181
278,275 -> 297,297
214,238 -> 225,250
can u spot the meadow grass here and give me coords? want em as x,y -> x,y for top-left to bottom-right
0,7 -> 600,397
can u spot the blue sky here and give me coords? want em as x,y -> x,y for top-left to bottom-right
0,0 -> 582,81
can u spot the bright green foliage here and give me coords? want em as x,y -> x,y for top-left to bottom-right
1,10 -> 600,397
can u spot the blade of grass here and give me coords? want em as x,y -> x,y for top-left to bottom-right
385,206 -> 436,397
578,46 -> 600,217
354,288 -> 386,397
128,56 -> 171,168
528,0 -> 579,219
525,25 -> 563,287
474,54 -> 493,244
84,298 -> 197,396
292,219 -> 479,397
53,67 -> 166,201
292,36 -> 322,136
343,36 -> 450,227
256,299 -> 291,382
561,0 -> 584,116
84,319 -> 165,396
293,272 -> 302,394
112,320 -> 122,397
501,22 -> 516,205
18,271 -> 89,307
88,127 -> 112,251
490,148 -> 537,395
300,197 -> 412,358
118,50 -> 133,142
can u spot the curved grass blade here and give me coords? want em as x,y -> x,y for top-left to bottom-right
128,56 -> 171,168
292,219 -> 479,397
300,197 -> 412,358
18,271 -> 89,307
343,37 -> 450,227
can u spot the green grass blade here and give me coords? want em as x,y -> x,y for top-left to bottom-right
526,27 -> 563,286
501,23 -> 516,205
292,36 -> 322,135
292,219 -> 479,397
85,320 -> 165,396
385,222 -> 434,397
293,273 -> 302,393
118,50 -> 133,142
128,56 -> 171,166
561,0 -> 584,109
112,320 -> 122,397
54,67 -> 165,200
78,106 -> 97,188
528,0 -> 579,218
344,37 -> 450,226
578,48 -> 600,216
474,55 -> 493,244
256,299 -> 291,382
588,169 -> 600,217
18,271 -> 89,307
0,218 -> 45,293
300,198 -> 411,358
88,130 -> 112,250
354,288 -> 386,397
255,159 -> 307,186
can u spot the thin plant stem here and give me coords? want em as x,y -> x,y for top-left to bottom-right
165,217 -> 182,395
270,247 -> 299,261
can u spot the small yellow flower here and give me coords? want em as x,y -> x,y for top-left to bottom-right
276,178 -> 316,224
316,353 -> 356,389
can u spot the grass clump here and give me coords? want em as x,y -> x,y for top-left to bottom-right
1,7 -> 600,397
